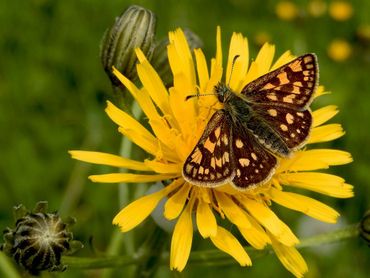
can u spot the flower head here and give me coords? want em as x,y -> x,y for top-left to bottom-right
70,28 -> 353,277
1,202 -> 82,275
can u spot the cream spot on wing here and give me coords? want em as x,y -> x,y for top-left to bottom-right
214,127 -> 221,138
215,157 -> 222,167
236,139 -> 244,148
255,169 -> 259,173
185,164 -> 193,174
210,173 -> 215,180
267,93 -> 278,101
191,147 -> 202,164
296,129 -> 301,134
304,56 -> 313,63
236,169 -> 241,177
280,124 -> 288,131
283,94 -> 296,103
251,153 -> 257,160
223,152 -> 230,163
211,157 -> 216,169
222,134 -> 229,145
239,158 -> 250,167
296,112 -> 304,117
205,168 -> 209,175
199,166 -> 204,175
204,138 -> 216,153
268,109 -> 277,117
290,133 -> 296,138
286,113 -> 294,124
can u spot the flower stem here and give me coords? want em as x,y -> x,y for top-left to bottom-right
63,223 -> 360,269
0,252 -> 21,278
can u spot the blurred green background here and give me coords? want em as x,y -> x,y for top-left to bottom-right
0,0 -> 369,277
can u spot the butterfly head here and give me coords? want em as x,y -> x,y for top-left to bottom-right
214,82 -> 233,103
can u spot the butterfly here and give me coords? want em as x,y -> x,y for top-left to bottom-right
182,54 -> 319,190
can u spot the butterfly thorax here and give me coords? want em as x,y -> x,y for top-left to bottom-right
214,82 -> 291,157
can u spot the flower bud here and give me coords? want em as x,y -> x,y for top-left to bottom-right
151,29 -> 203,87
360,210 -> 370,245
0,201 -> 83,275
100,5 -> 156,87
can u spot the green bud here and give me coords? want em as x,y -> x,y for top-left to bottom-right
151,28 -> 203,87
100,5 -> 156,87
0,201 -> 83,275
360,210 -> 370,245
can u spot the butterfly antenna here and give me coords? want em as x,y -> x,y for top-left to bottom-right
185,93 -> 216,101
227,55 -> 240,86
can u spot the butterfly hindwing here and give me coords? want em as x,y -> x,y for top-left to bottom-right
230,125 -> 277,189
252,103 -> 312,150
182,110 -> 234,186
241,54 -> 318,110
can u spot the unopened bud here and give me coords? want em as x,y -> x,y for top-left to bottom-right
0,201 -> 83,275
100,5 -> 156,87
360,210 -> 370,245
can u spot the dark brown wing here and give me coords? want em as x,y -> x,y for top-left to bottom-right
242,54 -> 318,110
252,103 -> 312,151
230,125 -> 277,190
182,110 -> 234,187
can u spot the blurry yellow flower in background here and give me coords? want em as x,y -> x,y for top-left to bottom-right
70,28 -> 353,277
275,1 -> 299,21
329,1 -> 353,21
254,31 -> 272,47
307,0 -> 327,17
328,39 -> 352,61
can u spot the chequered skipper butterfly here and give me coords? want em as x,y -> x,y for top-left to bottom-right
182,54 -> 319,190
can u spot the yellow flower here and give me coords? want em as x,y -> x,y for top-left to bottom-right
329,1 -> 353,21
275,1 -> 299,21
327,39 -> 352,62
70,28 -> 353,277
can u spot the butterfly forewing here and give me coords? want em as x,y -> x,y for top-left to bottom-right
231,127 -> 277,189
182,53 -> 318,191
252,104 -> 312,150
242,54 -> 318,110
182,110 -> 234,186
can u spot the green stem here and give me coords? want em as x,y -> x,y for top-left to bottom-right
0,252 -> 21,278
102,100 -> 142,278
63,223 -> 360,269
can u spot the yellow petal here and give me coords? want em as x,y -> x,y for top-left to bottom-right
279,172 -> 354,198
89,173 -> 177,183
170,201 -> 193,271
168,29 -> 196,88
135,49 -> 172,117
214,192 -> 251,229
238,213 -> 271,249
279,149 -> 353,172
254,42 -> 275,77
112,68 -> 162,125
241,198 -> 299,246
169,75 -> 196,139
313,85 -> 328,98
194,48 -> 210,91
212,26 -> 222,76
270,236 -> 308,278
210,226 -> 252,266
226,32 -> 249,92
144,160 -> 182,174
269,188 -> 339,223
105,101 -> 158,156
308,124 -> 345,144
196,200 -> 217,238
271,50 -> 295,70
312,105 -> 339,127
69,150 -> 151,171
113,186 -> 168,232
164,182 -> 191,220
